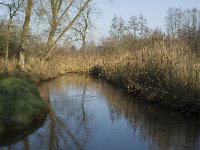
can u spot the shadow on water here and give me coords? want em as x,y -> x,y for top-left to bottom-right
1,74 -> 200,150
100,85 -> 200,150
0,117 -> 46,147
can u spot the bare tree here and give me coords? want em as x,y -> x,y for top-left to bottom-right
71,4 -> 95,53
138,14 -> 148,37
128,15 -> 139,37
165,7 -> 200,52
165,8 -> 176,38
109,15 -> 127,41
0,0 -> 25,62
45,0 -> 75,53
191,8 -> 198,37
128,15 -> 139,48
43,0 -> 92,61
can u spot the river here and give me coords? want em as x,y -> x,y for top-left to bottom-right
1,74 -> 200,150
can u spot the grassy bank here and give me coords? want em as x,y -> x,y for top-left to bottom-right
0,73 -> 48,132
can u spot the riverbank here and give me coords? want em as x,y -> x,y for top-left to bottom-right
0,73 -> 48,133
90,50 -> 200,113
42,43 -> 200,114
0,42 -> 200,114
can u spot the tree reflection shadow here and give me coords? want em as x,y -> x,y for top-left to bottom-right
41,74 -> 200,150
2,74 -> 200,150
39,74 -> 92,150
99,83 -> 200,150
23,137 -> 30,150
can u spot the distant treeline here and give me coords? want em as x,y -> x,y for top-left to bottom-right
106,7 -> 200,54
0,7 -> 200,59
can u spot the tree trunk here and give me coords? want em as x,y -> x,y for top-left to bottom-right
82,35 -> 86,55
19,48 -> 25,69
45,0 -> 75,54
46,0 -> 58,52
45,0 -> 92,61
19,0 -> 33,69
5,19 -> 11,63
46,26 -> 57,52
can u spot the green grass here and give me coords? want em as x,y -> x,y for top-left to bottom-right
0,73 -> 48,132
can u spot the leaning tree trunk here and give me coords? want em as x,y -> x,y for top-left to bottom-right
45,0 -> 92,61
19,0 -> 33,69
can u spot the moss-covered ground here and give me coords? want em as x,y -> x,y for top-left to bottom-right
0,73 -> 48,132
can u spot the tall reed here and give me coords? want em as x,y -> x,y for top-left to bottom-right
90,41 -> 200,111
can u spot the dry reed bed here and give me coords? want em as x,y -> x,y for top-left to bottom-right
92,42 -> 200,112
1,42 -> 200,112
0,58 -> 17,73
25,53 -> 103,82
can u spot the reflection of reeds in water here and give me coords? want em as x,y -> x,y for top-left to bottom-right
99,83 -> 200,150
40,74 -> 200,150
6,74 -> 200,149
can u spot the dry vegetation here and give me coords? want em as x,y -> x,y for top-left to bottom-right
0,58 -> 18,73
1,40 -> 199,113
92,42 -> 200,111
1,5 -> 200,114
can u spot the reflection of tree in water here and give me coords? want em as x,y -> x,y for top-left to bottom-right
23,137 -> 30,150
40,74 -> 200,150
4,74 -> 200,149
46,74 -> 200,150
99,83 -> 200,150
38,74 -> 93,150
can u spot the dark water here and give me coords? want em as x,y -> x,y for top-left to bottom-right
1,74 -> 200,150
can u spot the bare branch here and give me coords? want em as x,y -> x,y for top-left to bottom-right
57,0 -> 75,24
45,0 -> 92,60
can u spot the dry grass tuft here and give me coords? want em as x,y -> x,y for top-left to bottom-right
0,58 -> 18,73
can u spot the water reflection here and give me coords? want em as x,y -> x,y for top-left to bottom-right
0,117 -> 45,147
100,85 -> 200,150
39,75 -> 92,150
1,74 -> 200,150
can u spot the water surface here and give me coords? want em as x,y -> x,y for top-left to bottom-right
1,74 -> 200,150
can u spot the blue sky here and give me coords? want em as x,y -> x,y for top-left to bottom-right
93,0 -> 200,39
0,0 -> 199,42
